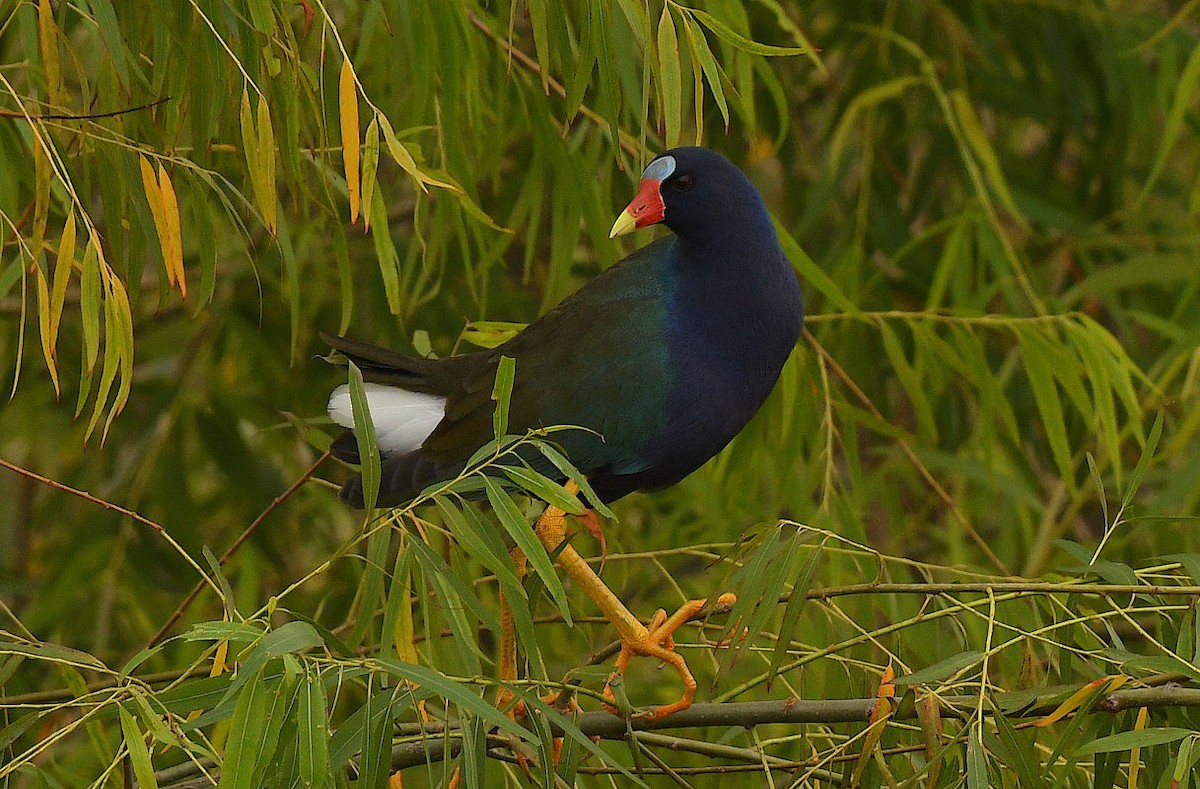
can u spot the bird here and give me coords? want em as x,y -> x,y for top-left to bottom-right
325,146 -> 804,718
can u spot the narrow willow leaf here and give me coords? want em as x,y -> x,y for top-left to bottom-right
527,0 -> 551,94
84,282 -> 121,442
491,355 -> 515,441
989,700 -> 1044,789
435,496 -> 523,595
502,466 -> 585,515
966,720 -> 989,789
949,89 -> 1027,229
157,163 -> 185,299
657,7 -> 682,148
49,211 -> 75,355
1035,675 -> 1127,727
1127,706 -> 1151,788
1078,727 -> 1195,755
350,525 -> 390,647
245,0 -> 274,34
0,640 -> 105,669
297,670 -> 329,789
101,272 -> 134,443
686,8 -> 811,56
829,76 -> 922,168
681,14 -> 729,130
895,651 -> 984,687
32,134 -> 50,254
878,320 -> 937,442
255,621 -> 323,657
368,187 -> 401,313
358,684 -> 391,789
377,115 -> 458,193
461,321 -> 525,349
119,705 -> 157,789
482,477 -> 571,622
347,360 -> 380,511
35,267 -> 59,394
256,94 -> 277,234
1019,329 -> 1073,486
140,157 -> 185,299
339,60 -> 361,224
87,0 -> 130,84
218,667 -> 269,789
768,536 -> 823,687
1135,42 -> 1200,209
360,117 -> 380,232
405,536 -> 496,650
725,526 -> 794,668
239,88 -> 260,214
37,0 -> 64,107
376,657 -> 536,742
526,441 -> 614,519
563,0 -> 595,120
1122,411 -> 1162,513
775,223 -> 861,315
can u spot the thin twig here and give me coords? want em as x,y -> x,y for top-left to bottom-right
0,96 -> 171,121
0,457 -> 165,533
145,450 -> 331,647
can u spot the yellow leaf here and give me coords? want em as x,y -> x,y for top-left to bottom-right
852,664 -> 897,784
1035,674 -> 1128,727
339,60 -> 361,224
49,210 -> 76,356
256,94 -> 278,235
377,115 -> 461,194
37,0 -> 64,108
157,163 -> 185,299
1128,705 -> 1150,789
35,266 -> 60,395
240,89 -> 277,236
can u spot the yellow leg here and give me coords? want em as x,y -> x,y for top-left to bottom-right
535,483 -> 736,720
496,547 -> 527,711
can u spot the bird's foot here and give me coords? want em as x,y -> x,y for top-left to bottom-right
573,509 -> 608,572
603,592 -> 737,720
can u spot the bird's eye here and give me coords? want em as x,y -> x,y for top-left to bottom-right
672,174 -> 694,192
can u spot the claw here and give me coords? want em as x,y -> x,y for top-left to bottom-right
601,592 -> 737,719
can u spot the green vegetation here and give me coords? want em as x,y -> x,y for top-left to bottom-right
2,1 -> 1200,786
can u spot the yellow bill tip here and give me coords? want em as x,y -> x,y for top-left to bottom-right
609,209 -> 638,238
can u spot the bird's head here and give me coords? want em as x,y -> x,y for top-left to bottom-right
609,147 -> 765,239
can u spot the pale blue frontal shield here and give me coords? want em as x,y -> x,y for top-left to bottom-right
642,155 -> 677,182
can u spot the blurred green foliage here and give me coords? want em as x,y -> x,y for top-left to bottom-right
2,0 -> 1200,786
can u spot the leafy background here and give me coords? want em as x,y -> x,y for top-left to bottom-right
2,0 -> 1200,787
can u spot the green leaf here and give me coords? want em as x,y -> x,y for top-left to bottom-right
966,721 -> 989,789
657,7 -> 682,148
491,355 -> 515,441
502,465 -> 585,514
1077,727 -> 1195,755
347,360 -> 380,511
119,704 -> 158,789
357,683 -> 391,789
376,657 -> 536,743
483,477 -> 571,622
1019,329 -> 1073,486
685,8 -> 812,56
894,651 -> 984,687
297,670 -> 329,789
